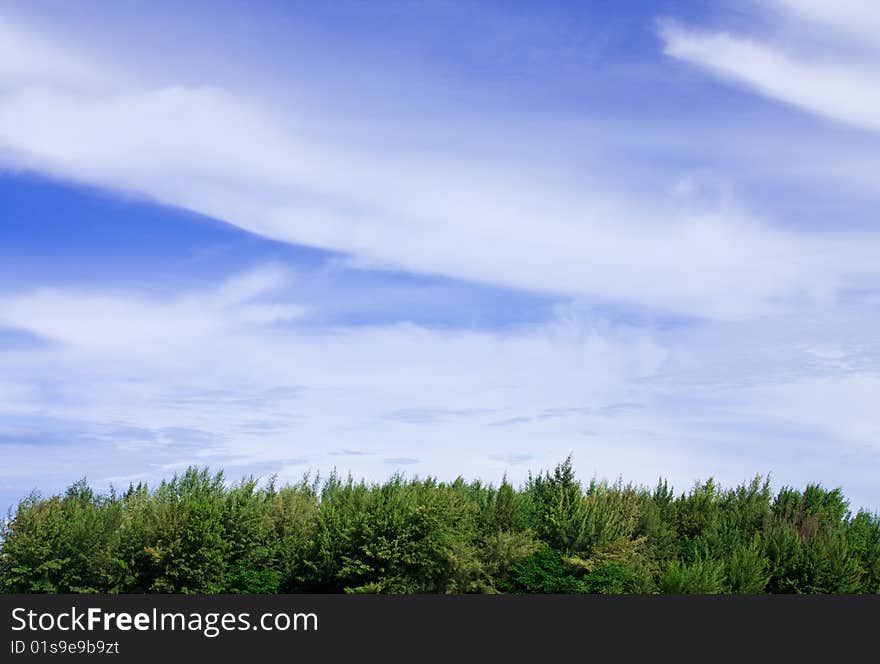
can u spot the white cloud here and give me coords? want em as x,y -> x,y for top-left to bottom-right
0,266 -> 303,355
740,375 -> 880,445
0,268 -> 667,487
1,12 -> 878,320
771,0 -> 880,44
0,15 -> 104,90
2,268 -> 880,506
660,5 -> 880,133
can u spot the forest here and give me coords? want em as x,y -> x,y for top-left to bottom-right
1,459 -> 878,594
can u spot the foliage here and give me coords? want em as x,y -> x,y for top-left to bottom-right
658,557 -> 725,594
1,461 -> 878,594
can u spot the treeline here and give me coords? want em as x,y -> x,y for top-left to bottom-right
1,459 -> 878,594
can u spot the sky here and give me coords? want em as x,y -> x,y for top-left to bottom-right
1,0 -> 880,511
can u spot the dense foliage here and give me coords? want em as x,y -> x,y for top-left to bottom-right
1,459 -> 878,594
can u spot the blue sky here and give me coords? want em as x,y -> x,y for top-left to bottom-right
1,0 -> 880,511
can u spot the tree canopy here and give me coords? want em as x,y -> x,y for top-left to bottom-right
1,459 -> 878,594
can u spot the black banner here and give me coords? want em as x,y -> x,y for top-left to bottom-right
1,594 -> 876,661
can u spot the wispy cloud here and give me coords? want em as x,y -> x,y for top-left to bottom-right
2,267 -> 880,505
660,3 -> 880,133
383,457 -> 422,466
1,11 -> 878,320
0,265 -> 303,355
381,407 -> 494,425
